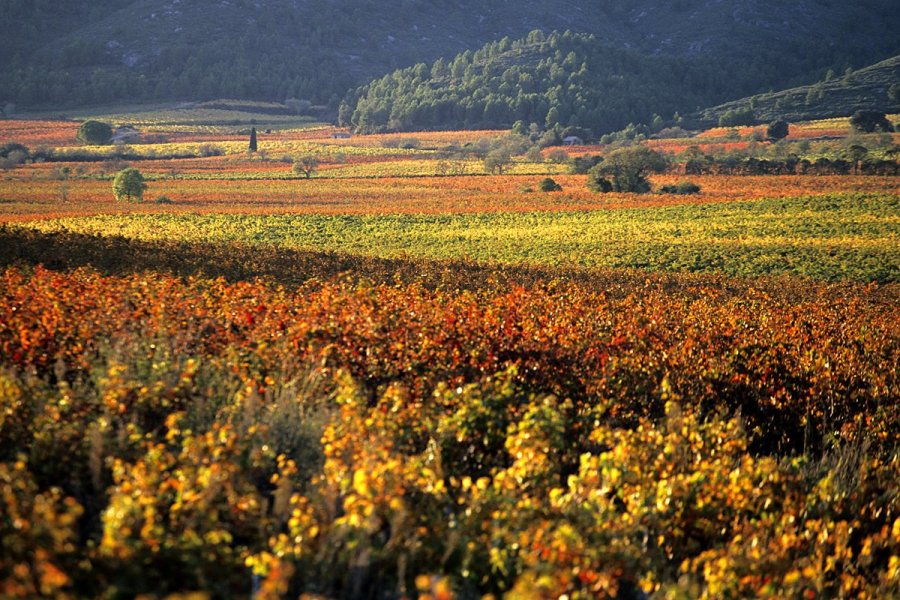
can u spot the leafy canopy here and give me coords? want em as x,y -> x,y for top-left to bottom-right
112,168 -> 147,202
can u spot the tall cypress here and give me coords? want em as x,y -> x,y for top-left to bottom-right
249,127 -> 258,152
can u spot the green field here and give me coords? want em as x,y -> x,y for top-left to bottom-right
26,193 -> 900,281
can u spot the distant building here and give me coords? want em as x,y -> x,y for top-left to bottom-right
111,126 -> 140,143
563,136 -> 583,146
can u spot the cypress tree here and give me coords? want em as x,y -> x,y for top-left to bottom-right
249,127 -> 258,152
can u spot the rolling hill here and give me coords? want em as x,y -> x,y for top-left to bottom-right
0,0 -> 897,114
344,31 -> 725,134
691,55 -> 900,127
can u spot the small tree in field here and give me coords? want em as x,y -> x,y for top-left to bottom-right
484,149 -> 512,174
849,110 -> 892,133
248,127 -> 258,152
588,146 -> 668,193
113,168 -> 147,202
77,120 -> 113,145
293,154 -> 320,178
767,120 -> 789,141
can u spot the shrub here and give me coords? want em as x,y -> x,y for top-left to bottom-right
767,120 -> 790,141
539,178 -> 563,192
569,154 -> 603,174
76,121 -> 113,145
660,182 -> 701,195
849,110 -> 893,134
197,144 -> 224,157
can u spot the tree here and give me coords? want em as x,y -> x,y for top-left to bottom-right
248,127 -> 258,152
77,120 -> 113,145
293,154 -> 320,178
587,146 -> 668,193
849,110 -> 892,133
112,168 -> 147,202
767,120 -> 789,141
484,149 -> 512,174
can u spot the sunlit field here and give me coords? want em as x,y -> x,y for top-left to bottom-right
1,110 -> 898,598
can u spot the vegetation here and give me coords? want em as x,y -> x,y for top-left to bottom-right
76,120 -> 112,145
850,110 -> 894,133
0,255 -> 897,597
292,155 -> 320,179
22,193 -> 900,282
111,168 -> 147,202
694,55 -> 900,127
0,100 -> 898,597
659,182 -> 701,195
766,120 -> 789,141
3,0 -> 898,117
587,146 -> 669,193
346,31 -> 725,134
539,177 -> 562,192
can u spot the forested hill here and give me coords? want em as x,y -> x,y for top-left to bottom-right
0,0 -> 897,112
344,31 -> 724,134
692,56 -> 900,127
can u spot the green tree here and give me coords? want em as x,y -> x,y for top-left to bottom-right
588,146 -> 668,193
849,110 -> 892,133
249,127 -> 258,152
112,168 -> 147,202
767,120 -> 789,141
484,149 -> 512,174
76,120 -> 113,145
292,154 -> 320,178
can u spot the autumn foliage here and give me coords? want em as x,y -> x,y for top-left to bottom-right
1,263 -> 898,598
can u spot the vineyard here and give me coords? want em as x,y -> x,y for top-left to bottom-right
1,112 -> 899,598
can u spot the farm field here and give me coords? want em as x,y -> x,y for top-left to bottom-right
1,111 -> 899,598
20,194 -> 900,281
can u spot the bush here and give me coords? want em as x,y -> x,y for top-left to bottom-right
569,154 -> 603,174
849,110 -> 893,133
76,121 -> 113,145
197,144 -> 224,157
660,182 -> 701,195
767,120 -> 790,141
539,178 -> 562,192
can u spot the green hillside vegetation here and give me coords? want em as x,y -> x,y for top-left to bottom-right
694,56 -> 900,127
0,0 -> 897,113
346,31 -> 728,134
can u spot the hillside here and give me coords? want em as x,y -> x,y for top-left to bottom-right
345,31 -> 725,134
693,56 -> 900,127
0,0 -> 897,112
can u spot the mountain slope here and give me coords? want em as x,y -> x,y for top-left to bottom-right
0,0 -> 897,111
345,31 -> 726,134
692,56 -> 900,126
